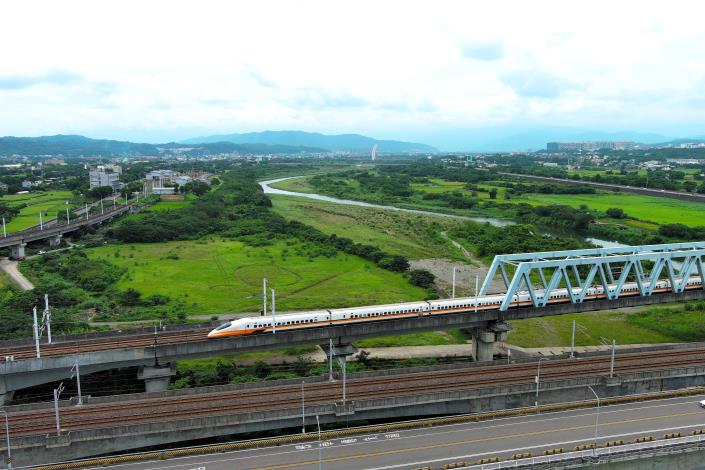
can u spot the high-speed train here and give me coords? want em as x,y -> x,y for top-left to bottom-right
207,276 -> 703,338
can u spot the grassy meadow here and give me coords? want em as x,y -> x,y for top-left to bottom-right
88,238 -> 427,315
270,195 -> 464,260
1,191 -> 73,232
507,309 -> 677,347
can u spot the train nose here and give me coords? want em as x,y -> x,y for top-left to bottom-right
207,330 -> 219,339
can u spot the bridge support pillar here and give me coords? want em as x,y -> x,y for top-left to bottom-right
321,341 -> 358,381
49,234 -> 62,249
9,243 -> 26,260
138,363 -> 176,393
471,322 -> 511,362
0,391 -> 13,406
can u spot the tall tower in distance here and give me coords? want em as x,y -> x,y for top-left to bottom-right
371,144 -> 377,161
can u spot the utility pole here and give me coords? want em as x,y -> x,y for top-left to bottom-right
262,278 -> 267,317
66,207 -> 70,225
570,320 -> 576,358
100,198 -> 104,215
0,410 -> 11,469
85,203 -> 89,221
32,307 -> 40,359
271,288 -> 276,334
610,339 -> 616,378
2,217 -> 6,238
301,381 -> 306,434
328,338 -> 334,382
71,361 -> 83,406
339,357 -> 347,403
53,382 -> 65,436
39,212 -> 43,231
535,358 -> 547,412
474,275 -> 479,312
43,294 -> 52,344
113,197 -> 116,210
451,267 -> 456,299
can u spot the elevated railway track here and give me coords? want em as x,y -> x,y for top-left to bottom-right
5,346 -> 705,438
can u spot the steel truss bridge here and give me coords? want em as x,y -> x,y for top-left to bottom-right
480,242 -> 705,311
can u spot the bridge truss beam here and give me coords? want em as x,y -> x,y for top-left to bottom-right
477,242 -> 705,311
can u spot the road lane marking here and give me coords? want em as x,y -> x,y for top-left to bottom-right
90,395 -> 705,470
251,410 -> 705,470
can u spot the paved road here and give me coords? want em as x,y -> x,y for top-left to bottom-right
86,394 -> 705,470
0,258 -> 34,290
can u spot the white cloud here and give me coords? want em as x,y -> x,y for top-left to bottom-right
1,0 -> 704,140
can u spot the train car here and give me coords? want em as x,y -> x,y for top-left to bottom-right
330,301 -> 430,323
207,276 -> 704,339
207,310 -> 330,338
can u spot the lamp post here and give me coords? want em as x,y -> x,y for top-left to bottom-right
315,414 -> 322,470
535,357 -> 548,412
0,410 -> 11,469
301,381 -> 305,434
587,385 -> 600,456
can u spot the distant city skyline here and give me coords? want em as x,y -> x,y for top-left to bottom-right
2,0 -> 705,149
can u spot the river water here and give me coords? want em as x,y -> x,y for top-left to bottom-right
260,177 -> 625,249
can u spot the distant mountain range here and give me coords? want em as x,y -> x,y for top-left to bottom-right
0,135 -> 325,157
182,130 -> 436,153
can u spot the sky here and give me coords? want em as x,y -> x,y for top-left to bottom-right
1,0 -> 705,148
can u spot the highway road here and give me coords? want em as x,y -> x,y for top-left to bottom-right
85,394 -> 705,470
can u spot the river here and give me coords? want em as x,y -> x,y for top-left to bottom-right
260,177 -> 625,249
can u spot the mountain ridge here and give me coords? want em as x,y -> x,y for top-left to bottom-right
182,130 -> 436,153
0,134 -> 325,157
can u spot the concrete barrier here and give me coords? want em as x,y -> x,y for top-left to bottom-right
6,365 -> 705,466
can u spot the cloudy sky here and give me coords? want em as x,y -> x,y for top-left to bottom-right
2,0 -> 705,146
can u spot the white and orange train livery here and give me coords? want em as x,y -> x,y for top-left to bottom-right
208,276 -> 703,338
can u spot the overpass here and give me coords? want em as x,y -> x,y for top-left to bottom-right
0,203 -> 134,259
2,241 -> 705,405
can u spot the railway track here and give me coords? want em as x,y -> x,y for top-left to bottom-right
1,329 -> 211,360
6,347 -> 705,438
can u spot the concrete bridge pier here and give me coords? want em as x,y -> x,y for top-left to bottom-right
472,322 -> 511,362
9,242 -> 26,260
322,341 -> 358,381
137,363 -> 176,392
48,234 -> 62,249
0,377 -> 13,405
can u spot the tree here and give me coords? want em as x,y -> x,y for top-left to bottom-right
606,208 -> 626,219
88,186 -> 114,199
489,188 -> 498,199
409,269 -> 435,288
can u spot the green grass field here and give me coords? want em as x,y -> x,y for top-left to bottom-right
144,195 -> 196,212
507,309 -> 677,347
1,191 -> 74,232
270,195 -> 464,260
88,238 -> 427,315
521,192 -> 705,226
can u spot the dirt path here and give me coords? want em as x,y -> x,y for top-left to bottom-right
0,258 -> 34,290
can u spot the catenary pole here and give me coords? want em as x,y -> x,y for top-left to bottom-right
570,320 -> 576,358
32,307 -> 40,359
44,294 -> 51,344
271,288 -> 276,334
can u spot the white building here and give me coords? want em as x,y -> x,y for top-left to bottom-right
89,165 -> 122,190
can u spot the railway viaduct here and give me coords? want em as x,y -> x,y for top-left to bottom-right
0,203 -> 134,259
2,289 -> 705,406
2,241 -> 705,406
